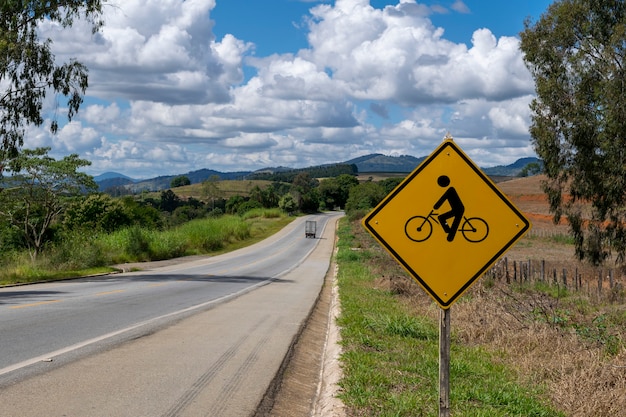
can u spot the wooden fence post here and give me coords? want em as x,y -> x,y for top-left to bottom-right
580,271 -> 583,292
598,270 -> 603,297
505,257 -> 510,284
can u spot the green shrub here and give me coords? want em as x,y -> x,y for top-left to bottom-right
126,226 -> 152,260
347,209 -> 368,222
279,194 -> 297,213
120,197 -> 163,229
148,229 -> 187,260
64,194 -> 132,233
208,207 -> 224,217
345,182 -> 386,215
48,230 -> 108,269
241,208 -> 283,220
237,200 -> 263,215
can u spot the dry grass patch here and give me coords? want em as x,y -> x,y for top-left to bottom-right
358,208 -> 626,416
373,259 -> 626,416
453,281 -> 626,417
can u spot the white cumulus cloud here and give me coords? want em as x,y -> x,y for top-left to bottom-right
34,0 -> 539,178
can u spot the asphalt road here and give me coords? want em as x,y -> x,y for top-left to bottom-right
0,212 -> 342,417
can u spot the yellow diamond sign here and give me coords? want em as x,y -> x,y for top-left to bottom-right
362,139 -> 531,309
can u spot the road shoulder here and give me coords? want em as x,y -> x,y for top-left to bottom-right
255,215 -> 345,417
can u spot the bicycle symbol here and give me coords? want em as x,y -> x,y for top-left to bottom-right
404,209 -> 489,243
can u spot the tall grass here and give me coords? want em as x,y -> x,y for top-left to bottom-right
177,215 -> 251,252
98,215 -> 251,262
0,214 -> 273,284
240,207 -> 283,220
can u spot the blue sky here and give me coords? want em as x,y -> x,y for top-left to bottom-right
212,1 -> 551,55
33,0 -> 553,178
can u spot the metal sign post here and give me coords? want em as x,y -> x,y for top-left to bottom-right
439,307 -> 450,417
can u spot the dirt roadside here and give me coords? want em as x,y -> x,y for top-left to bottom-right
254,240 -> 345,417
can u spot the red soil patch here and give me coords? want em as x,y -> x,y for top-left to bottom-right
491,175 -> 625,288
516,194 -> 548,202
525,212 -> 568,225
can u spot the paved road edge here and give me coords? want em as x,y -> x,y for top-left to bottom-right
254,213 -> 346,417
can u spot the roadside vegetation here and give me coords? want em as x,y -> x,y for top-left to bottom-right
335,218 -> 564,416
1,141 -> 624,416
335,214 -> 626,416
0,210 -> 291,286
0,143 -> 398,288
0,147 -> 361,285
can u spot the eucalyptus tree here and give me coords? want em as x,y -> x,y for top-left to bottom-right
0,1 -> 104,162
520,0 -> 626,265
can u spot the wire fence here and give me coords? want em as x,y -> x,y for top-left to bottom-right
486,257 -> 625,303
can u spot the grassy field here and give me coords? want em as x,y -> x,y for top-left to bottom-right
0,208 -> 292,286
147,179 -> 276,201
335,175 -> 626,416
0,176 -> 287,285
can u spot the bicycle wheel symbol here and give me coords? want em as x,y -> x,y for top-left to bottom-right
405,216 -> 433,242
460,217 -> 489,243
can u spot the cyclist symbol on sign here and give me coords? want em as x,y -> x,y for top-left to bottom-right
404,175 -> 489,243
433,175 -> 464,241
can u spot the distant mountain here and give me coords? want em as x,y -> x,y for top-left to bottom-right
351,153 -> 541,177
482,157 -> 542,177
99,168 -> 254,193
94,155 -> 542,192
93,172 -> 135,182
93,172 -> 135,192
252,166 -> 293,175
183,168 -> 251,183
346,154 -> 425,173
97,177 -> 135,191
